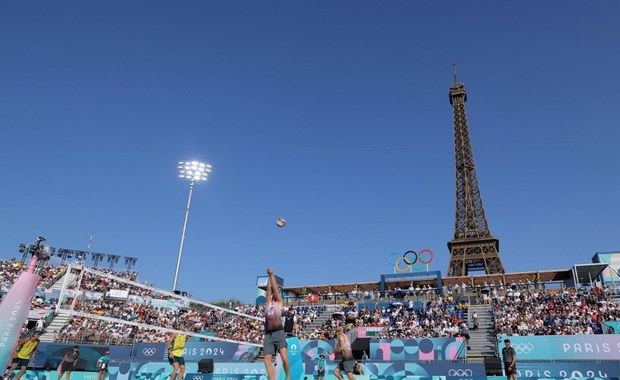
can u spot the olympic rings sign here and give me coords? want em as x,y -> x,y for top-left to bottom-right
142,347 -> 157,356
512,343 -> 534,354
448,369 -> 473,377
388,249 -> 434,272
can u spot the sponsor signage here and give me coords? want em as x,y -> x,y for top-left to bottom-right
357,326 -> 384,338
108,289 -> 130,298
27,308 -> 52,320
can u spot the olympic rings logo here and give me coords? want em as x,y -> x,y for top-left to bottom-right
388,249 -> 434,272
448,369 -> 473,377
512,343 -> 533,354
142,348 -> 157,356
192,376 -> 204,380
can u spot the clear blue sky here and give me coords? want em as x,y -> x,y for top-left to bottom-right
1,1 -> 618,303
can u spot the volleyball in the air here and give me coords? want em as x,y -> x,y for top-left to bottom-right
276,218 -> 286,228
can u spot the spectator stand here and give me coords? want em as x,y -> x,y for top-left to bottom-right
50,265 -> 265,345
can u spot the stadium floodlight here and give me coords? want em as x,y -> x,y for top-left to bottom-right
178,161 -> 211,181
74,250 -> 87,261
56,249 -> 74,265
124,256 -> 138,272
91,252 -> 105,268
106,254 -> 120,270
173,160 -> 212,291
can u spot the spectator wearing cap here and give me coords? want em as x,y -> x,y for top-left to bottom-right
317,354 -> 326,380
96,351 -> 111,380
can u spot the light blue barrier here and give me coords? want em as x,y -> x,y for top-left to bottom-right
498,334 -> 620,361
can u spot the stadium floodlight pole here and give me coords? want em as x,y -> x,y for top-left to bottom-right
173,160 -> 211,291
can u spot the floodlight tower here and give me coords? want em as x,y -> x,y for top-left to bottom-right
106,254 -> 120,270
125,256 -> 138,272
91,252 -> 105,268
173,161 -> 212,291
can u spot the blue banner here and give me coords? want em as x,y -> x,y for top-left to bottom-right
602,321 -> 620,334
184,376 -> 262,380
514,361 -> 620,378
133,342 -> 258,362
44,344 -> 109,371
279,336 -> 303,380
299,339 -> 337,362
6,363 -> 617,380
498,334 -> 620,361
134,342 -> 166,360
33,343 -> 131,369
183,342 -> 259,361
363,362 -> 485,377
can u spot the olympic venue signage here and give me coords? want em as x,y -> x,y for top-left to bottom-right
498,334 -> 620,360
370,337 -> 466,361
602,321 -> 620,334
135,342 -> 259,361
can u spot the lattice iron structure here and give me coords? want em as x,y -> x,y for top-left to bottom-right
447,67 -> 505,277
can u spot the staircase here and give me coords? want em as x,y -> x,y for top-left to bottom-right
39,309 -> 72,342
299,305 -> 340,335
466,304 -> 497,362
49,270 -> 78,292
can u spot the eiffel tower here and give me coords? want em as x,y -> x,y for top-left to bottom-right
447,66 -> 505,277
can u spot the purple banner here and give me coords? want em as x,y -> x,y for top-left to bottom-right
370,337 -> 466,361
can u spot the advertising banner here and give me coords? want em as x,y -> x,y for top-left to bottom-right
514,361 -> 620,378
183,342 -> 260,362
0,271 -> 41,371
361,362 -> 485,378
127,294 -> 145,304
185,375 -> 263,380
357,326 -> 384,338
44,344 -> 109,371
279,336 -> 303,380
370,338 -> 466,361
84,291 -> 103,300
28,308 -> 53,320
602,321 -> 620,334
108,289 -> 129,298
134,343 -> 166,360
498,334 -> 620,361
299,339 -> 337,362
211,362 -> 266,376
133,342 -> 259,362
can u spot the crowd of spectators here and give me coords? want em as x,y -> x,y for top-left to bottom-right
494,287 -> 619,336
1,259 -> 67,291
297,296 -> 469,341
56,317 -> 136,345
7,258 -> 620,348
54,300 -> 328,345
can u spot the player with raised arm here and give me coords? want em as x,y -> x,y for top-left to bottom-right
263,268 -> 290,380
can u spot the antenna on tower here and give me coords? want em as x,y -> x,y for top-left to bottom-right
453,63 -> 459,84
